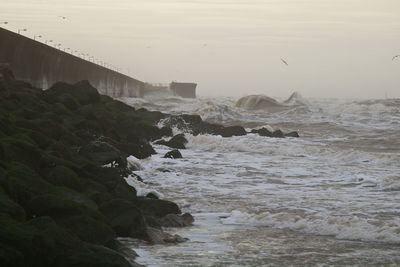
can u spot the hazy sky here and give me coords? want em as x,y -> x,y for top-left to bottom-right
1,0 -> 400,98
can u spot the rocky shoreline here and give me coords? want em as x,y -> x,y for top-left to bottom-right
0,66 -> 298,266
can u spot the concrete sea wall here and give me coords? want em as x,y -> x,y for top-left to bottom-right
0,27 -> 143,97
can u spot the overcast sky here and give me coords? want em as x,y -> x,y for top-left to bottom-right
1,0 -> 400,98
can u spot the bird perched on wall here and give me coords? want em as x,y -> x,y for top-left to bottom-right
392,55 -> 400,61
280,58 -> 289,66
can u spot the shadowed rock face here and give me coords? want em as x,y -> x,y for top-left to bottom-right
0,67 -> 189,267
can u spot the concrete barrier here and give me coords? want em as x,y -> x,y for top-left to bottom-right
0,27 -> 143,97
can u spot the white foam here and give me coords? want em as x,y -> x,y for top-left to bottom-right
221,210 -> 400,243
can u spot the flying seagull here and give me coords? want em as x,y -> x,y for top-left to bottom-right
280,58 -> 289,66
392,55 -> 400,61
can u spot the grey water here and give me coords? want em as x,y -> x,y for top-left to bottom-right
120,94 -> 400,266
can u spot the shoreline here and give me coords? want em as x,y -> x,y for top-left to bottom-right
0,66 -> 298,266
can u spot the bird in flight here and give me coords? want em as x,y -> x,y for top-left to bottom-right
392,55 -> 400,61
280,58 -> 289,66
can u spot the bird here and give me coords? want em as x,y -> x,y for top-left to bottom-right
280,58 -> 289,66
392,55 -> 400,61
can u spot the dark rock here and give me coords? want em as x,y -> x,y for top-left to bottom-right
0,188 -> 26,220
111,180 -> 137,201
159,213 -> 194,227
133,197 -> 181,218
115,142 -> 156,160
219,126 -> 247,137
79,141 -> 127,168
99,199 -> 147,239
272,129 -> 285,138
251,127 -> 273,137
58,244 -> 133,267
159,126 -> 173,137
145,227 -> 188,244
163,149 -> 182,159
45,80 -> 100,106
285,131 -> 300,137
161,134 -> 188,149
45,165 -> 83,192
146,192 -> 159,199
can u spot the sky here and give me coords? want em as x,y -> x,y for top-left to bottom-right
1,0 -> 400,98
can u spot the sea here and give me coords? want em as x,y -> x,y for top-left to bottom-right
119,93 -> 400,266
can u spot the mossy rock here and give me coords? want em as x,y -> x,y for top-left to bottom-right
0,215 -> 83,267
18,128 -> 52,149
132,197 -> 181,218
99,199 -> 147,239
27,194 -> 113,245
0,188 -> 26,220
58,214 -> 115,245
45,165 -> 83,192
0,137 -> 42,171
57,244 -> 132,267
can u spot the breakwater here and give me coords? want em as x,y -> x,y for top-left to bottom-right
0,27 -> 143,97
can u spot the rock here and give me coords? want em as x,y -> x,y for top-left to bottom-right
163,149 -> 182,159
285,131 -> 300,137
58,244 -> 133,267
156,134 -> 188,149
251,127 -> 273,137
45,80 -> 100,106
132,197 -> 181,218
45,165 -> 83,192
79,141 -> 126,168
219,126 -> 247,137
115,142 -> 156,160
146,192 -> 159,199
159,213 -> 194,227
272,129 -> 284,138
99,199 -> 147,239
145,227 -> 188,244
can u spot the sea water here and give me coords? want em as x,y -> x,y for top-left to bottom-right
120,94 -> 400,266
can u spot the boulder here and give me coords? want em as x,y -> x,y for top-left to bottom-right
251,127 -> 273,137
156,134 -> 188,149
219,126 -> 247,137
272,129 -> 284,138
163,150 -> 182,159
132,197 -> 181,218
99,199 -> 147,239
145,227 -> 188,244
285,131 -> 300,137
159,213 -> 194,227
79,141 -> 126,168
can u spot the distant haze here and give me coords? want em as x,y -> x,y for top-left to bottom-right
1,0 -> 400,98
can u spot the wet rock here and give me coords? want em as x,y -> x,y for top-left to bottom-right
79,141 -> 126,168
156,134 -> 188,149
285,131 -> 300,137
159,213 -> 194,227
133,197 -> 181,218
272,129 -> 284,138
146,192 -> 159,199
251,127 -> 273,137
99,199 -> 147,239
163,149 -> 182,159
145,227 -> 188,244
219,126 -> 247,137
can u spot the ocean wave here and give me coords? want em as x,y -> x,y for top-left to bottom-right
235,92 -> 308,111
221,210 -> 400,243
